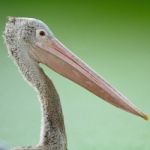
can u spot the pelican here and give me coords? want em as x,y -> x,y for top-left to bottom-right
3,17 -> 148,150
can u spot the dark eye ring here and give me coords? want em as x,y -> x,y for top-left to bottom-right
39,30 -> 46,36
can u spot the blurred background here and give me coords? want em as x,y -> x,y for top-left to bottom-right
0,0 -> 150,150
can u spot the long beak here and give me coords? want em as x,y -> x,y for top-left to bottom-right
34,37 -> 148,120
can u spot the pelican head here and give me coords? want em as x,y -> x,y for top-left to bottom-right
4,17 -> 148,120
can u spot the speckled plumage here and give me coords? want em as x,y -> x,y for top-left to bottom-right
3,17 -> 67,150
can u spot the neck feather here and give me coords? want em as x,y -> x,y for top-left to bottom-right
12,49 -> 67,149
37,67 -> 67,148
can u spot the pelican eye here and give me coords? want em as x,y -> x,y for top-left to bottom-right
39,31 -> 46,36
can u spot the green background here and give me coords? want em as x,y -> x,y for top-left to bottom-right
0,1 -> 150,150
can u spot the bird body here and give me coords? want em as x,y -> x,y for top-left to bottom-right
3,17 -> 148,150
4,17 -> 67,150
